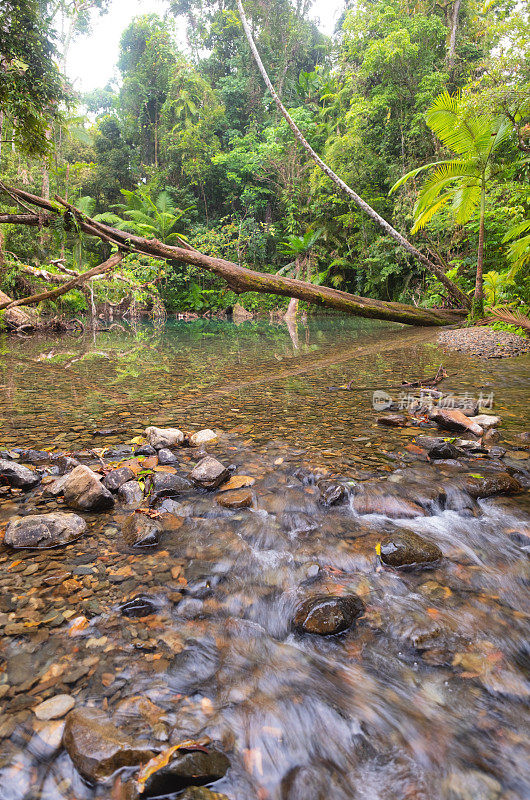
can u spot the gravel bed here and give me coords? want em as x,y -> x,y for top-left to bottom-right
437,325 -> 530,359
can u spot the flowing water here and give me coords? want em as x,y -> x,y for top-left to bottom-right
0,316 -> 528,800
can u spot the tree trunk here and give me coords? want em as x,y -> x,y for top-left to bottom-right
472,184 -> 486,318
447,0 -> 462,69
0,195 -> 466,326
0,290 -> 35,328
235,0 -> 470,309
0,253 -> 123,312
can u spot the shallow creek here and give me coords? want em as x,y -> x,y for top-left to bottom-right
0,316 -> 528,800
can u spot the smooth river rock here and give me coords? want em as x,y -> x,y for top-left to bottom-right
117,480 -> 144,505
0,458 -> 41,489
34,694 -> 75,720
293,594 -> 364,635
189,429 -> 218,447
190,456 -> 229,490
145,426 -> 184,449
429,408 -> 483,436
216,488 -> 253,508
62,465 -> 115,512
102,467 -> 135,492
62,708 -> 153,782
157,448 -> 179,465
461,472 -> 522,499
122,514 -> 161,548
141,747 -> 230,797
379,529 -> 442,568
5,512 -> 87,549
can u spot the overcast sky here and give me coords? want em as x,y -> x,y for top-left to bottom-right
66,0 -> 344,92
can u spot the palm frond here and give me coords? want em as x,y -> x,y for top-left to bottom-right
482,306 -> 530,335
452,183 -> 482,225
411,194 -> 453,232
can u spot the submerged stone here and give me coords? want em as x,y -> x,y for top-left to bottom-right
0,458 -> 41,489
122,514 -> 161,548
178,789 -> 230,800
293,594 -> 364,635
216,488 -> 253,508
379,529 -> 442,568
120,596 -> 157,617
353,484 -> 426,518
318,479 -> 346,507
34,694 -> 75,721
141,746 -> 230,797
5,512 -> 87,549
167,641 -> 219,693
377,414 -> 408,427
62,708 -> 153,782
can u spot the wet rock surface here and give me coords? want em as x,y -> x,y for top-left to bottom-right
216,488 -> 253,508
62,708 -> 154,782
0,458 -> 41,489
141,747 -> 230,797
191,456 -> 230,490
293,594 -> 364,635
5,512 -> 87,548
379,529 -> 443,567
122,513 -> 161,548
429,408 -> 484,436
62,465 -> 115,511
317,479 -> 346,506
0,397 -> 527,800
102,466 -> 135,492
145,425 -> 184,449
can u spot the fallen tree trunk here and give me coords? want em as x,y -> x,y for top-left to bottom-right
0,187 -> 465,326
0,289 -> 36,328
0,253 -> 123,311
235,0 -> 470,310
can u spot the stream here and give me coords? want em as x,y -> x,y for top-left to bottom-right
0,316 -> 528,800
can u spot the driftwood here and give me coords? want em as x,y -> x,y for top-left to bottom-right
0,186 -> 467,327
400,364 -> 447,389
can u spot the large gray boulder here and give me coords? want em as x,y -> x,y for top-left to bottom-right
0,458 -> 41,489
62,465 -> 114,512
5,512 -> 87,549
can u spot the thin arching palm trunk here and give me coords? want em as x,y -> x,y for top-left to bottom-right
235,0 -> 470,309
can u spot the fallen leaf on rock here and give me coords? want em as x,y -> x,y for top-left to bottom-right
137,739 -> 210,793
218,475 -> 255,492
69,616 -> 90,636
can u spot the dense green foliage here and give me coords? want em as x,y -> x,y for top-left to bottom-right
0,0 -> 528,316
